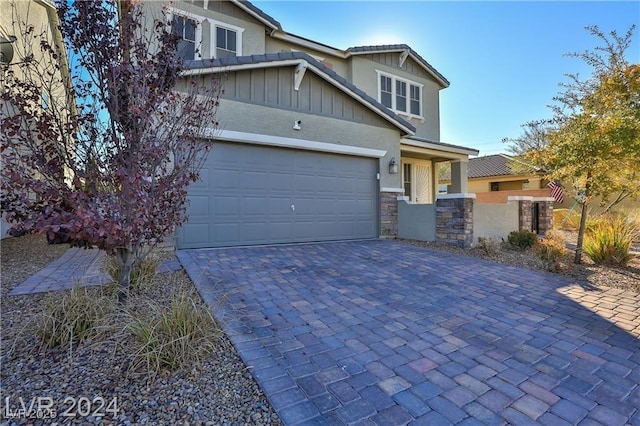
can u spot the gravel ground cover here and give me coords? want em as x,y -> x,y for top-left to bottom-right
1,234 -> 282,426
402,234 -> 640,293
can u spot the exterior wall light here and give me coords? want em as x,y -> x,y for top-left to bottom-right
1,35 -> 17,64
389,157 -> 398,174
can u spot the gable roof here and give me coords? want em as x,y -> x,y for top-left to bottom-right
346,45 -> 450,88
233,2 -> 450,89
183,52 -> 417,136
231,0 -> 281,31
468,154 -> 542,179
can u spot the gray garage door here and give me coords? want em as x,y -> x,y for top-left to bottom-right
177,142 -> 379,249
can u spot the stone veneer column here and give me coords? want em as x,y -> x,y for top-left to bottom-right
436,194 -> 475,248
534,197 -> 555,235
380,191 -> 401,238
515,197 -> 533,232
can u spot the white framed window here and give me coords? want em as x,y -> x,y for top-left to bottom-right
167,9 -> 204,60
376,71 -> 423,119
210,19 -> 244,58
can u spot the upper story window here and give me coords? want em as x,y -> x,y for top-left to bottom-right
173,15 -> 198,60
216,26 -> 236,58
168,9 -> 203,60
211,20 -> 244,59
377,71 -> 423,119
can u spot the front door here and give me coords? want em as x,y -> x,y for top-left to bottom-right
402,159 -> 432,204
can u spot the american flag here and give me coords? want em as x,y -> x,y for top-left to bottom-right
547,181 -> 564,203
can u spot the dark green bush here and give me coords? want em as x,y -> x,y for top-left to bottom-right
508,230 -> 537,250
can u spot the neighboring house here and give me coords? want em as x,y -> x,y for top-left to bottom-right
138,0 -> 478,249
0,0 -> 73,239
442,154 -> 550,203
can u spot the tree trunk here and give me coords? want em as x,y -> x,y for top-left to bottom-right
574,201 -> 589,264
115,247 -> 134,304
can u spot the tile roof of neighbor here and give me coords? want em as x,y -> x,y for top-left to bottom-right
185,52 -> 416,134
346,44 -> 450,87
468,154 -> 542,179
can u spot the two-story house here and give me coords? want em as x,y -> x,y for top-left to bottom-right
1,0 -> 73,239
138,0 -> 478,249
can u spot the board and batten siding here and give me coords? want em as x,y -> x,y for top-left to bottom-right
222,68 -> 392,128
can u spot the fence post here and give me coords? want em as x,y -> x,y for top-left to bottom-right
436,194 -> 475,248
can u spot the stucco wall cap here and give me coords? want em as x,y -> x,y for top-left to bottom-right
436,193 -> 476,200
507,196 -> 534,201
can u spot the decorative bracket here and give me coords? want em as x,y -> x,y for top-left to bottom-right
399,49 -> 410,67
294,60 -> 308,91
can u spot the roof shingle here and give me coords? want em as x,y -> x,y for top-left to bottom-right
467,154 -> 542,178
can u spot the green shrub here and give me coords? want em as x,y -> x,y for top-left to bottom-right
477,237 -> 501,256
128,293 -> 220,373
508,230 -> 537,250
584,215 -> 637,266
535,231 -> 569,272
35,286 -> 113,349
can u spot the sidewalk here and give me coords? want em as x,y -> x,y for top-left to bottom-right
8,247 -> 183,296
8,247 -> 111,296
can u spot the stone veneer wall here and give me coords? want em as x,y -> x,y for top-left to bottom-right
535,198 -> 554,235
380,192 -> 399,238
518,199 -> 533,231
510,196 -> 554,235
436,195 -> 474,248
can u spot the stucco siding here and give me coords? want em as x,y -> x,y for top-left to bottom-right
265,38 -> 349,76
143,1 -> 267,59
214,99 -> 402,189
474,201 -> 520,241
398,201 -> 436,241
349,56 -> 441,141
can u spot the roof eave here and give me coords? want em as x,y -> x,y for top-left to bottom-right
401,137 -> 479,156
229,0 -> 282,31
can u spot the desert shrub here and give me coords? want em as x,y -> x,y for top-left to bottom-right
508,230 -> 537,250
35,286 -> 113,349
128,292 -> 220,373
554,209 -> 581,230
535,231 -> 569,272
106,254 -> 159,291
584,215 -> 638,266
477,237 -> 501,256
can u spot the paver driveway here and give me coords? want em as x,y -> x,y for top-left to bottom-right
177,240 -> 640,425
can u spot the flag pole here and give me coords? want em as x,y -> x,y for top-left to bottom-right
560,200 -> 579,228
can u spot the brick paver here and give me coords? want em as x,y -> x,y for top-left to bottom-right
8,247 -> 110,295
8,250 -> 181,295
177,240 -> 640,424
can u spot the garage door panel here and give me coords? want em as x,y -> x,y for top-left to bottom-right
243,197 -> 268,215
187,195 -> 209,216
181,223 -> 210,246
212,223 -> 241,243
269,172 -> 294,191
268,197 -> 293,216
190,168 -> 210,190
241,223 -> 268,242
212,196 -> 239,215
177,142 -> 378,248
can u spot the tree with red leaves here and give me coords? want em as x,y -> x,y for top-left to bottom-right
1,0 -> 221,302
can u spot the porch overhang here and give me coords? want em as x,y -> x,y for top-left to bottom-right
401,137 -> 478,162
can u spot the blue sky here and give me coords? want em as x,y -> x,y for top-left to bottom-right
252,1 -> 640,157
